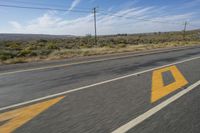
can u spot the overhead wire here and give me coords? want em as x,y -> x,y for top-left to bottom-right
0,4 -> 92,13
98,10 -> 185,26
0,2 -> 199,28
0,0 -> 93,11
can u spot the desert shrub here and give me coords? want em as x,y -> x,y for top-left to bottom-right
46,43 -> 59,50
38,39 -> 48,43
18,49 -> 32,57
0,54 -> 9,61
117,43 -> 126,48
0,51 -> 16,60
7,42 -> 22,50
37,49 -> 52,56
63,43 -> 74,49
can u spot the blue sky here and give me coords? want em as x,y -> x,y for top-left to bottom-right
0,0 -> 200,35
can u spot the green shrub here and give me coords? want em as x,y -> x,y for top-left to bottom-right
7,42 -> 22,50
0,55 -> 9,61
0,51 -> 16,60
37,49 -> 52,56
46,43 -> 59,50
38,39 -> 48,43
18,49 -> 32,57
116,43 -> 126,48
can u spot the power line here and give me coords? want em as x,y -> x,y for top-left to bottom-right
0,4 -> 92,13
99,10 -> 194,25
0,3 -> 198,29
98,10 -> 185,26
99,10 -> 199,29
0,3 -> 199,37
98,10 -> 200,33
0,0 -> 94,11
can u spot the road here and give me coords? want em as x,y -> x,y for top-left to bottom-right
0,46 -> 200,133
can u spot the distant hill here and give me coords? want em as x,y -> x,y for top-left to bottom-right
0,29 -> 200,41
0,34 -> 75,41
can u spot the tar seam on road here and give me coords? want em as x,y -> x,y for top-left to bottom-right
112,80 -> 200,133
0,46 -> 198,76
0,56 -> 199,112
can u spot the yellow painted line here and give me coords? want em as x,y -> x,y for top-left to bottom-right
151,65 -> 188,103
0,96 -> 64,133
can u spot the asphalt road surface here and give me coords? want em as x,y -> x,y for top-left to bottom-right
0,46 -> 200,133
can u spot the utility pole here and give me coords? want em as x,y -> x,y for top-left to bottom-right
93,7 -> 97,46
183,21 -> 187,40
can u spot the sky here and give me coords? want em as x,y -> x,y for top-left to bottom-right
0,0 -> 200,35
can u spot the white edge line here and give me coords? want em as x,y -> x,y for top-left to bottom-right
0,46 -> 198,76
0,56 -> 199,112
112,80 -> 200,133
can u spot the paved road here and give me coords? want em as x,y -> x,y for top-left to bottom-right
0,47 -> 200,133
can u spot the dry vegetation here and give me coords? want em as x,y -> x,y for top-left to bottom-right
0,30 -> 200,64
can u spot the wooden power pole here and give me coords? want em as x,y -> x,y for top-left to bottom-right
93,7 -> 97,45
183,21 -> 188,40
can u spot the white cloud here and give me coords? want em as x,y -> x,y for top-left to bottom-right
9,21 -> 22,29
69,0 -> 81,10
8,12 -> 94,35
6,6 -> 199,35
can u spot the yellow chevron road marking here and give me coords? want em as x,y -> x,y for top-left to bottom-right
151,65 -> 188,103
0,96 -> 64,133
